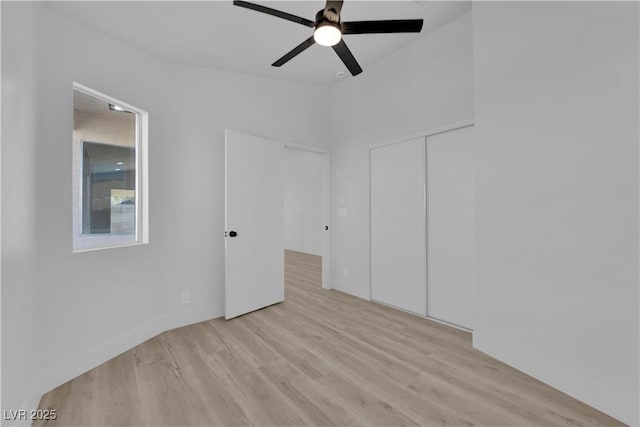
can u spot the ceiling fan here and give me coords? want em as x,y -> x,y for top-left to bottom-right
233,0 -> 424,76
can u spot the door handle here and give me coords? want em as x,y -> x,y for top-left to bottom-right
229,231 -> 238,237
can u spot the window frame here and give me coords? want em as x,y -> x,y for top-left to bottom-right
72,82 -> 149,252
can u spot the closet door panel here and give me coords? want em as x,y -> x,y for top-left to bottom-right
371,138 -> 426,316
426,125 -> 474,329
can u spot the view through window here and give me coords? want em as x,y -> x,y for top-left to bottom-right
73,85 -> 148,251
82,141 -> 136,235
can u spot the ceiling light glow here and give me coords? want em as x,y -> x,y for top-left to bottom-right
314,23 -> 341,47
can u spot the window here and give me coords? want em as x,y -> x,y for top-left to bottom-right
72,83 -> 148,251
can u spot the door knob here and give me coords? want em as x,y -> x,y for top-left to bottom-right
229,231 -> 238,237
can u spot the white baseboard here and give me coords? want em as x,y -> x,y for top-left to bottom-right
162,307 -> 221,332
332,279 -> 370,301
19,307 -> 221,421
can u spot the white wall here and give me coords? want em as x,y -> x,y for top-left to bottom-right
1,3 -> 331,419
1,2 -> 42,418
284,148 -> 323,256
331,12 -> 474,299
472,2 -> 639,425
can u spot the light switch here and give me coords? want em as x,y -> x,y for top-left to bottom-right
338,207 -> 348,217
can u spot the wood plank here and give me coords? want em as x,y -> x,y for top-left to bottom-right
36,250 -> 625,426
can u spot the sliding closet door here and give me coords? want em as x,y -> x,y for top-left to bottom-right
371,138 -> 426,316
426,125 -> 474,329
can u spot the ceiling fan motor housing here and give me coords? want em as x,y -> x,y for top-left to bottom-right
315,9 -> 341,29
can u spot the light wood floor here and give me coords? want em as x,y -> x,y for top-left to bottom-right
36,250 -> 623,427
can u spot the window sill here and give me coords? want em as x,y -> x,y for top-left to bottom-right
72,235 -> 148,253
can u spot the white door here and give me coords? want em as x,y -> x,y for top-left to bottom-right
426,125 -> 474,329
225,129 -> 284,319
370,138 -> 427,316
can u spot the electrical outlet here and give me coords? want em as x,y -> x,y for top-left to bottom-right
181,290 -> 190,305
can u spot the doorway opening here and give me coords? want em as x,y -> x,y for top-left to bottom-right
224,129 -> 331,319
283,144 -> 331,290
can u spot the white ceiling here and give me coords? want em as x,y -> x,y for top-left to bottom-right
45,1 -> 471,86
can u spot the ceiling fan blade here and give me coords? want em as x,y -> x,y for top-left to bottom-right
332,39 -> 362,76
272,36 -> 316,67
233,1 -> 314,27
342,19 -> 424,34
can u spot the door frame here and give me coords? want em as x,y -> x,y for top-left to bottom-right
368,118 -> 474,331
283,142 -> 332,290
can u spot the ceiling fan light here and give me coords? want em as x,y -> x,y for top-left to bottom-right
314,23 -> 341,47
